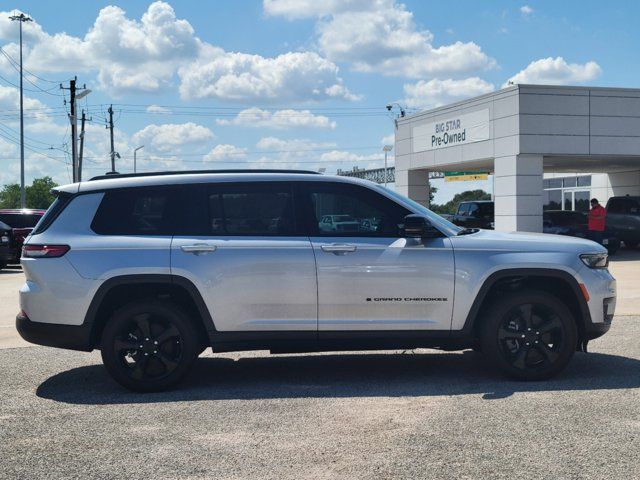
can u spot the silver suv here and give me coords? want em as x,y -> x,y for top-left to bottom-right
16,170 -> 616,391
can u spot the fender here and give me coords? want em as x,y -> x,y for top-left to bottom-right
459,268 -> 592,336
84,274 -> 217,338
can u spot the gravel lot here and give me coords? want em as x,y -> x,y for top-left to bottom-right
1,316 -> 639,480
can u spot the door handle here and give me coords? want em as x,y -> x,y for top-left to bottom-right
321,243 -> 357,254
180,244 -> 217,255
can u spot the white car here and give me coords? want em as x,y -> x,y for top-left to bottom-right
17,170 -> 616,391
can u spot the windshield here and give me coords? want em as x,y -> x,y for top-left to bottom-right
382,188 -> 463,236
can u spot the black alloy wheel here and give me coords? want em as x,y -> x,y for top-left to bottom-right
481,290 -> 577,380
101,301 -> 199,392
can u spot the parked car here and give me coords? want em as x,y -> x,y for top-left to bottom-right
605,196 -> 640,249
452,200 -> 494,229
0,220 -> 14,269
543,210 -> 619,255
17,170 -> 615,391
0,209 -> 46,264
318,214 -> 361,233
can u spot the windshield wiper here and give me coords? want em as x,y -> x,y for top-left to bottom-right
456,227 -> 479,236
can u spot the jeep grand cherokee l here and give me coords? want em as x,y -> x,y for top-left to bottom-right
16,170 -> 616,392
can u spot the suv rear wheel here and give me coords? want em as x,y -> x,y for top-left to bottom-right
480,290 -> 577,380
100,300 -> 199,392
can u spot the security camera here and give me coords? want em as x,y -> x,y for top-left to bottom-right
386,104 -> 393,111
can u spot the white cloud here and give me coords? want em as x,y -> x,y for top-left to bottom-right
178,46 -> 358,102
256,136 -> 335,152
216,107 -> 336,129
0,2 -> 360,102
381,134 -> 394,146
0,3 -> 199,95
520,5 -> 534,16
132,122 -> 214,153
403,77 -> 495,109
504,57 -> 602,86
265,0 -> 496,79
146,105 -> 172,114
203,144 -> 247,162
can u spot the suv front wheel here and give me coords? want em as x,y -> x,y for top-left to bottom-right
480,290 -> 578,380
101,300 -> 200,392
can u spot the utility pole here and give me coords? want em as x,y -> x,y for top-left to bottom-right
69,78 -> 77,182
78,110 -> 86,182
61,78 -> 90,182
108,105 -> 116,173
9,13 -> 32,208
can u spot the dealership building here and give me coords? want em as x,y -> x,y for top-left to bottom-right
394,84 -> 640,232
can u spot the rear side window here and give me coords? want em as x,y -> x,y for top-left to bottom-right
207,183 -> 296,236
91,187 -> 193,235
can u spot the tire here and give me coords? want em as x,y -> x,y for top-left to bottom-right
480,290 -> 578,381
100,300 -> 200,392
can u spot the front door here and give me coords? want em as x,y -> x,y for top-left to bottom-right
301,181 -> 455,331
171,182 -> 317,332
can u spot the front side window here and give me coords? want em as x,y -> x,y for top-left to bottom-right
305,183 -> 409,237
457,203 -> 469,215
207,183 -> 295,236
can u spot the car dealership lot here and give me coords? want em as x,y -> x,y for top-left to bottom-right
1,317 -> 639,479
1,252 -> 639,479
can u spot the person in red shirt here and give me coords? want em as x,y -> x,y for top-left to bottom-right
588,198 -> 607,244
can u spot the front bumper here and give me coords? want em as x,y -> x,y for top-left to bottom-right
16,312 -> 93,351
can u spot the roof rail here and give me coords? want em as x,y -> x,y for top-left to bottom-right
88,169 -> 321,181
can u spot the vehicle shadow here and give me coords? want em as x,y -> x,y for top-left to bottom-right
609,248 -> 640,262
36,350 -> 640,404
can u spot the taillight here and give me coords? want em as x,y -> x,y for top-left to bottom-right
22,244 -> 70,258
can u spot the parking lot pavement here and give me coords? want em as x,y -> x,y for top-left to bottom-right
1,316 -> 638,480
0,267 -> 29,349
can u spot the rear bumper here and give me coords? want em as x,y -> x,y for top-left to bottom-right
16,313 -> 93,351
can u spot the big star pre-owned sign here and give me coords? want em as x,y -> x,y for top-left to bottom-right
412,109 -> 490,153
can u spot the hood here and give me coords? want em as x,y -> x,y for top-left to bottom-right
450,229 -> 607,254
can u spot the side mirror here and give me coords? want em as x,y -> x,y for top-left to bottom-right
402,214 -> 441,238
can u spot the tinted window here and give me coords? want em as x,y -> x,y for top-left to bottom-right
33,196 -> 71,234
92,187 -> 189,235
0,213 -> 42,228
207,183 -> 295,236
457,203 -> 469,215
467,203 -> 479,216
478,203 -> 494,216
305,183 -> 409,237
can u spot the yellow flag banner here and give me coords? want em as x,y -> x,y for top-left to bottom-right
444,172 -> 489,182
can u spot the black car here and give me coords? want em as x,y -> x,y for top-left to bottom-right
452,200 -> 494,229
543,210 -> 619,255
605,196 -> 640,249
0,220 -> 14,270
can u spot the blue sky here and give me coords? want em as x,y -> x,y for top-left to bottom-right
0,0 -> 635,203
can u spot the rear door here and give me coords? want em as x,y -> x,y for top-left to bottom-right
301,181 -> 455,331
171,181 -> 318,332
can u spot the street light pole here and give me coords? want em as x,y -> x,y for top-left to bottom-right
134,145 -> 144,173
382,145 -> 393,188
9,13 -> 32,208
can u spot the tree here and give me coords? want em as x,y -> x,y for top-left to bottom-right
26,177 -> 58,209
0,177 -> 58,209
0,183 -> 21,209
431,189 -> 491,215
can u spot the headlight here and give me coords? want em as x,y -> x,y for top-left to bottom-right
580,253 -> 609,268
